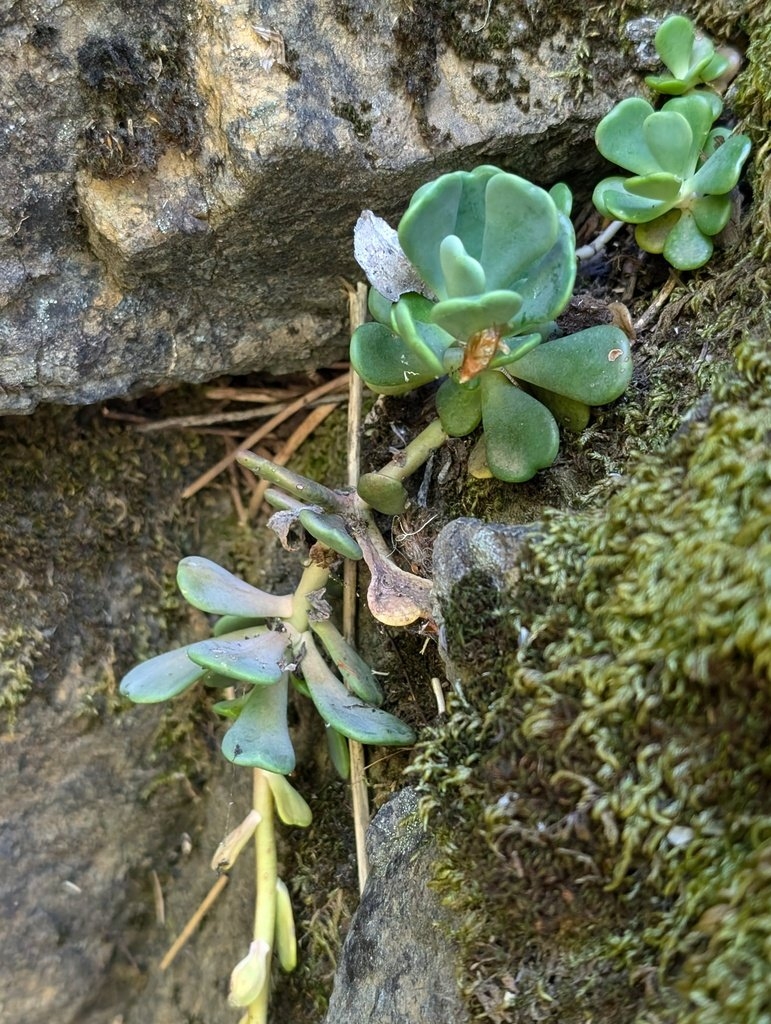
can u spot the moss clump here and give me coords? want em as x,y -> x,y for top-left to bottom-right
414,311 -> 771,1021
0,626 -> 47,730
410,7 -> 771,1016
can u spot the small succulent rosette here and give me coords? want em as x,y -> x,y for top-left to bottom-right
593,92 -> 750,272
352,166 -> 632,482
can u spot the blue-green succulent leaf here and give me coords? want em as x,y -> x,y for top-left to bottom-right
526,386 -> 591,432
635,210 -> 682,254
479,173 -> 559,290
439,235 -> 486,297
213,614 -> 264,637
398,172 -> 466,297
510,326 -> 633,405
310,618 -> 384,705
508,212 -> 576,329
549,182 -> 573,217
187,627 -> 290,685
644,111 -> 693,176
265,773 -> 313,826
663,93 -> 722,173
297,509 -> 363,561
350,321 -> 439,395
662,210 -> 713,269
392,297 -> 453,374
654,14 -> 696,79
326,727 -> 350,779
689,133 -> 752,196
489,332 -> 543,370
211,694 -> 250,718
299,633 -> 415,745
594,180 -> 671,224
436,376 -> 483,436
356,472 -> 408,516
624,172 -> 682,202
221,674 -> 296,773
368,287 -> 396,325
595,98 -> 659,175
480,372 -> 560,482
120,645 -> 207,703
431,291 -> 523,341
177,556 -> 294,619
691,193 -> 732,236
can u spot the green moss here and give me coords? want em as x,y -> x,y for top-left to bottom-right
409,8 -> 771,1016
0,625 -> 47,730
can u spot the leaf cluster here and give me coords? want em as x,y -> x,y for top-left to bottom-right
593,15 -> 751,270
351,166 -> 632,485
120,554 -> 414,775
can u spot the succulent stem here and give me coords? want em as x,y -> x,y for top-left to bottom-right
237,450 -> 346,511
246,768 -> 277,1024
287,559 -> 330,633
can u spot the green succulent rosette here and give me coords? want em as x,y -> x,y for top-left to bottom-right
351,166 -> 632,483
645,15 -> 731,96
593,93 -> 751,270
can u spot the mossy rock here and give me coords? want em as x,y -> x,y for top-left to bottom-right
408,4 -> 771,1016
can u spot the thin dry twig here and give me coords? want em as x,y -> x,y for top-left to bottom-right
633,270 -> 680,333
343,281 -> 371,895
181,373 -> 350,500
159,874 -> 229,971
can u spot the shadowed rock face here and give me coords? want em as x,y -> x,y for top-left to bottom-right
0,0 -> 640,413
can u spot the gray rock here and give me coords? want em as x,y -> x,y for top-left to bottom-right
0,0 -> 644,412
324,788 -> 468,1024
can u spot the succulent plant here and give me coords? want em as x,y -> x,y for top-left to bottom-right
593,92 -> 751,270
120,552 -> 415,773
645,14 -> 731,95
351,166 -> 633,489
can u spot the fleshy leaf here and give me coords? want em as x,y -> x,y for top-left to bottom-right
479,172 -> 559,290
527,385 -> 591,431
489,333 -> 543,371
356,473 -> 408,515
265,773 -> 313,826
310,617 -> 384,705
221,674 -> 296,773
297,633 -> 415,745
436,376 -> 483,437
480,372 -> 560,482
431,290 -> 523,341
654,15 -> 695,80
635,210 -> 681,254
624,172 -> 682,202
439,235 -> 486,297
350,321 -> 439,395
689,133 -> 752,196
326,726 -> 350,779
120,645 -> 207,703
595,181 -> 671,224
177,556 -> 293,619
663,94 -> 722,174
508,214 -> 576,328
644,111 -> 693,176
595,98 -> 659,176
297,508 -> 363,561
510,326 -> 633,406
691,194 -> 732,236
392,298 -> 453,374
213,614 -> 263,637
549,182 -> 573,217
662,210 -> 713,270
274,879 -> 298,972
187,627 -> 290,685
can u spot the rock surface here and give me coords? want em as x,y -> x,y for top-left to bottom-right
0,0 -> 643,412
324,788 -> 468,1024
